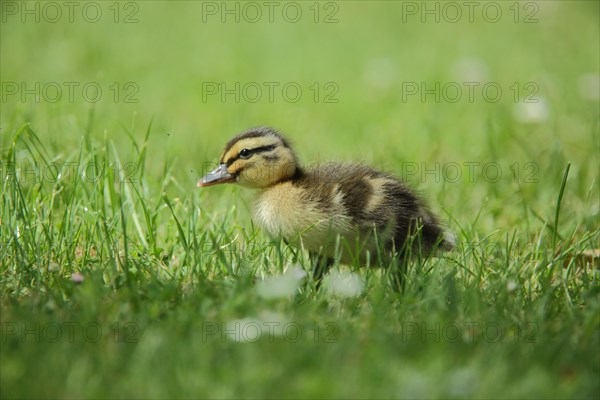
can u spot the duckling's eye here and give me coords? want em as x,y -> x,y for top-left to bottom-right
239,149 -> 252,159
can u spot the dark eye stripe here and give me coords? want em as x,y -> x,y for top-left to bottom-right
251,144 -> 277,154
225,144 -> 277,166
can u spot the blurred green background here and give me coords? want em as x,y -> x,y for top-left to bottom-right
1,1 -> 599,398
1,1 -> 598,224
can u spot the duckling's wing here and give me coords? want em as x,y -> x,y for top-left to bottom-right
304,163 -> 453,254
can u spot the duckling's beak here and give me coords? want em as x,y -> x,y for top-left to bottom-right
197,164 -> 236,187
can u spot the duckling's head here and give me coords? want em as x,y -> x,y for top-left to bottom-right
198,127 -> 302,189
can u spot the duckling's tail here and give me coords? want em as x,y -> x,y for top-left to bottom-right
440,229 -> 456,251
414,207 -> 455,255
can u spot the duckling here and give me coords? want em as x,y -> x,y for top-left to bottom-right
198,126 -> 454,284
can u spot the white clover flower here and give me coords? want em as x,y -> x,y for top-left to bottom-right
578,74 -> 599,101
323,268 -> 365,298
513,97 -> 550,123
363,58 -> 397,89
507,280 -> 517,292
256,264 -> 306,299
451,57 -> 490,83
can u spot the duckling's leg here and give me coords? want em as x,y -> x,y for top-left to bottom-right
387,220 -> 443,292
309,251 -> 333,289
383,237 -> 412,292
389,255 -> 409,292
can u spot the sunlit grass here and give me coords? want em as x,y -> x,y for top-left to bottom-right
1,115 -> 598,398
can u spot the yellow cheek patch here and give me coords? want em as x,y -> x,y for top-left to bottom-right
226,159 -> 248,175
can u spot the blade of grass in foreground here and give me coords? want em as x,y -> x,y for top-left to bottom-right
553,162 -> 571,251
163,193 -> 189,259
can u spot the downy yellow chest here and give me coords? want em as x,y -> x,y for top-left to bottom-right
253,181 -> 353,251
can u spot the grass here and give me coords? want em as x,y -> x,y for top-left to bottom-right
1,1 -> 599,398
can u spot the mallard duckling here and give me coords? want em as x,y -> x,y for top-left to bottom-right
198,126 -> 454,283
